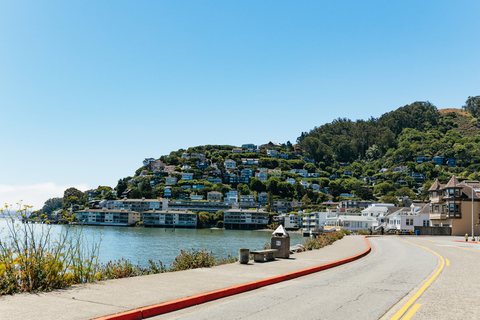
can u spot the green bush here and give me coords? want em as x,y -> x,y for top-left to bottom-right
303,231 -> 344,250
0,205 -> 101,294
170,249 -> 237,272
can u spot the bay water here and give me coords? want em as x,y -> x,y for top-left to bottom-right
0,219 -> 304,267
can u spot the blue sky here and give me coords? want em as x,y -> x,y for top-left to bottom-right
1,1 -> 479,209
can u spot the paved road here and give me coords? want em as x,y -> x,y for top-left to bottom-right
153,237 -> 439,320
381,237 -> 480,320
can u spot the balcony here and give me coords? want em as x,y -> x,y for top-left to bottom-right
430,213 -> 447,220
429,197 -> 443,204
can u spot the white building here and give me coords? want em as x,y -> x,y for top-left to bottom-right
224,190 -> 238,203
303,211 -> 334,232
384,204 -> 430,233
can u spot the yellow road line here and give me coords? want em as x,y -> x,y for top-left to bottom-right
428,240 -> 480,252
403,304 -> 422,320
446,259 -> 450,266
390,240 -> 445,320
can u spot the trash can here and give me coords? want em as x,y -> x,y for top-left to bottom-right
271,225 -> 290,259
239,248 -> 249,264
415,230 -> 419,236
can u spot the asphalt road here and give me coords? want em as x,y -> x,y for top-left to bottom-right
381,237 -> 480,320
152,237 -> 439,320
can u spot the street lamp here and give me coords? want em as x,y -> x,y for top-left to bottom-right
458,183 -> 475,241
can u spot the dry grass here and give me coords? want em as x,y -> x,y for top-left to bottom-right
438,108 -> 468,116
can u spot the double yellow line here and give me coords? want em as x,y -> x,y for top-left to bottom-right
389,240 -> 446,320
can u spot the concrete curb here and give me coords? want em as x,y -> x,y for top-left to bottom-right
94,236 -> 372,320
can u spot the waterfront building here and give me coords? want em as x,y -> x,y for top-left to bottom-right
224,208 -> 268,230
166,199 -> 231,213
142,210 -> 197,228
302,211 -> 332,232
112,198 -> 162,211
383,204 -> 430,232
75,208 -> 141,226
274,213 -> 300,228
336,215 -> 377,232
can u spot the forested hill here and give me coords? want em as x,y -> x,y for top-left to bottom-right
296,97 -> 480,175
39,95 -> 480,216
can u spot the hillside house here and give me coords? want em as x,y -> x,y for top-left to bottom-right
428,176 -> 480,235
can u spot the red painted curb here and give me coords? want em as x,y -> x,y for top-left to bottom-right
94,236 -> 371,320
452,240 -> 479,244
93,309 -> 142,320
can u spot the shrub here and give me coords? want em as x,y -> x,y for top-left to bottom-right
170,249 -> 237,272
0,204 -> 101,294
303,231 -> 344,250
0,205 -> 238,295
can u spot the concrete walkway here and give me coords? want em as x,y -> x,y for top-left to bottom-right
0,235 -> 369,320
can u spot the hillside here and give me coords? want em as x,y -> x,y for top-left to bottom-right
48,95 -> 480,214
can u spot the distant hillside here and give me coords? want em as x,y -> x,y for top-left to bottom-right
60,95 -> 480,211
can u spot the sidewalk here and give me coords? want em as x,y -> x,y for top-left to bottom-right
0,235 -> 370,320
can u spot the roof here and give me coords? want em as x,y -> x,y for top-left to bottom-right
445,176 -> 460,188
457,182 -> 480,200
428,179 -> 442,191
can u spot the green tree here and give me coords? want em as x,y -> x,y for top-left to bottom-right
40,197 -> 63,215
237,183 -> 251,195
63,187 -> 85,206
462,95 -> 480,118
115,179 -> 128,198
250,178 -> 266,193
395,187 -> 416,198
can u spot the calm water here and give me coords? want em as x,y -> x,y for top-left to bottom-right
0,219 -> 304,266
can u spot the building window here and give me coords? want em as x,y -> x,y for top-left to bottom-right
423,220 -> 429,226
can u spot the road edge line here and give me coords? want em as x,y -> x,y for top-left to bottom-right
389,239 -> 445,320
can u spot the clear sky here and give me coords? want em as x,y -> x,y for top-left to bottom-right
1,1 -> 479,209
